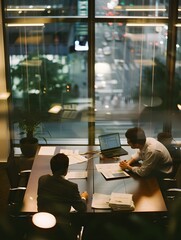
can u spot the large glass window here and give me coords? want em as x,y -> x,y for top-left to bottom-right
95,0 -> 169,18
5,0 -> 88,17
3,0 -> 181,145
179,0 -> 181,18
94,23 -> 169,138
173,27 -> 181,138
7,22 -> 89,144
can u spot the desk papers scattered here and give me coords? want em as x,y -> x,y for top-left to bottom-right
109,193 -> 135,211
95,163 -> 129,179
38,147 -> 87,164
91,193 -> 135,211
66,171 -> 87,179
60,149 -> 88,165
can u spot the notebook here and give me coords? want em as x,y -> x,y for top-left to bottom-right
98,133 -> 128,157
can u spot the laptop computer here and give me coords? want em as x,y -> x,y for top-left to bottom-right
98,133 -> 128,158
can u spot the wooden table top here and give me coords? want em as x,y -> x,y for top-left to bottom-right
22,145 -> 167,213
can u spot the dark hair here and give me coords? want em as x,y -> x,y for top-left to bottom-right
125,127 -> 146,145
50,153 -> 69,175
157,132 -> 173,144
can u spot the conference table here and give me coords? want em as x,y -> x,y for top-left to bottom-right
22,145 -> 167,214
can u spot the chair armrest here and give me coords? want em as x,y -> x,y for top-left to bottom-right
20,169 -> 31,174
10,187 -> 26,191
163,178 -> 176,182
8,187 -> 26,206
167,188 -> 181,193
166,188 -> 181,201
161,178 -> 177,191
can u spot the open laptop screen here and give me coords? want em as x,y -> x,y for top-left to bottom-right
99,133 -> 121,151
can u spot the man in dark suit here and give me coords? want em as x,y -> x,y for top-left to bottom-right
37,153 -> 88,240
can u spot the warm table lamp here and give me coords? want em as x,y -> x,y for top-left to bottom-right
32,212 -> 56,229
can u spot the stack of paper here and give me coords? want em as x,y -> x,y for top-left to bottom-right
91,192 -> 135,211
109,192 -> 135,211
91,193 -> 110,209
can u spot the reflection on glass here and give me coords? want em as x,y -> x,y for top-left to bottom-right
179,0 -> 181,18
5,0 -> 88,17
173,27 -> 181,137
7,22 -> 89,143
3,1 -> 181,143
95,0 -> 169,18
95,23 -> 168,137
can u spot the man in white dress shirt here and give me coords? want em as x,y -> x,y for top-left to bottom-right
120,127 -> 173,177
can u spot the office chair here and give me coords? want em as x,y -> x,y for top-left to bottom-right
158,146 -> 181,197
169,145 -> 181,177
6,149 -> 31,212
6,149 -> 31,188
163,165 -> 181,210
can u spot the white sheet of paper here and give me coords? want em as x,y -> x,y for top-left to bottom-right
66,171 -> 87,179
95,163 -> 120,172
91,193 -> 111,209
14,147 -> 22,155
101,170 -> 129,179
38,146 -> 56,156
59,149 -> 88,165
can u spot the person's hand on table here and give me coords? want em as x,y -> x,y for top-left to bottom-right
81,191 -> 88,201
119,160 -> 132,171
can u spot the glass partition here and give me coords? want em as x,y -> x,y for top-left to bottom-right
3,1 -> 181,145
7,22 -> 89,144
179,0 -> 181,18
95,0 -> 169,18
95,22 -> 168,138
173,27 -> 181,138
5,0 -> 88,17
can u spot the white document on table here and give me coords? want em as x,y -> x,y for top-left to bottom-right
38,146 -> 56,156
95,163 -> 121,172
66,171 -> 87,179
91,193 -> 111,209
59,149 -> 88,165
14,147 -> 22,156
101,170 -> 129,180
95,163 -> 129,179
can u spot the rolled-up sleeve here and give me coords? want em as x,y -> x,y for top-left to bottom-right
132,151 -> 159,177
131,150 -> 141,161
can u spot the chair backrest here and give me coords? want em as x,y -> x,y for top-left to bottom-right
175,164 -> 181,188
6,151 -> 20,188
166,145 -> 181,177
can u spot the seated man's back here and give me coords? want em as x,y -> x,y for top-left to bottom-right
37,173 -> 86,220
37,153 -> 88,240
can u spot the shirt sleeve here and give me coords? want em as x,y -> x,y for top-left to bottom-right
131,151 -> 160,177
131,149 -> 141,161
